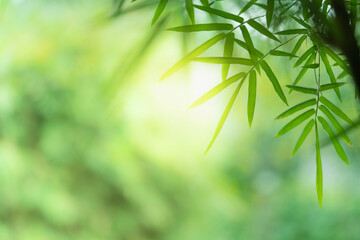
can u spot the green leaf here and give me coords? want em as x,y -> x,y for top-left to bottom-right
276,29 -> 308,35
292,119 -> 315,156
247,19 -> 280,42
319,105 -> 352,146
319,82 -> 346,91
319,96 -> 353,124
248,70 -> 257,127
234,39 -> 264,58
260,61 -> 288,105
292,52 -> 317,87
276,98 -> 316,119
152,0 -> 168,25
323,46 -> 351,74
185,0 -> 195,24
240,25 -> 259,72
266,0 -> 274,27
318,116 -> 349,165
205,79 -> 246,154
315,121 -> 323,208
189,72 -> 246,109
222,33 -> 235,81
270,50 -> 298,57
192,57 -> 253,65
193,4 -> 244,23
168,23 -> 233,32
160,33 -> 226,81
337,71 -> 348,79
290,35 -> 307,59
239,0 -> 258,14
294,45 -> 317,67
275,109 -> 315,137
320,49 -> 342,101
302,63 -> 319,68
286,85 -> 317,94
200,0 -> 210,6
289,14 -> 311,29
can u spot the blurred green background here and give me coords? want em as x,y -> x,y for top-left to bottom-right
0,1 -> 360,239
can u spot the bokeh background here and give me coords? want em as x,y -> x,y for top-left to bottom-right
0,0 -> 359,239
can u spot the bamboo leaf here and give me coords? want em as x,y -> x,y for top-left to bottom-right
275,109 -> 315,137
152,0 -> 168,25
302,63 -> 319,68
168,23 -> 233,32
205,79 -> 245,154
315,121 -> 323,208
292,119 -> 315,156
276,98 -> 316,119
239,0 -> 258,14
247,19 -> 280,42
270,50 -> 298,57
222,33 -> 235,81
189,72 -> 246,109
286,85 -> 317,94
275,29 -> 308,35
290,35 -> 307,59
319,96 -> 353,124
319,82 -> 346,91
260,61 -> 288,105
240,25 -> 260,72
160,33 -> 226,81
266,0 -> 274,27
323,46 -> 351,74
248,70 -> 257,127
319,105 -> 352,146
185,0 -> 195,24
193,57 -> 253,65
234,39 -> 264,57
289,14 -> 311,29
294,45 -> 317,67
318,116 -> 349,165
292,52 -> 317,87
320,49 -> 342,101
193,4 -> 244,23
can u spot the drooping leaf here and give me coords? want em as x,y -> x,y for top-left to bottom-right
160,33 -> 226,81
315,121 -> 323,208
292,119 -> 315,156
319,82 -> 346,91
290,35 -> 307,59
168,23 -> 233,32
192,57 -> 253,65
319,96 -> 353,124
275,109 -> 315,137
276,98 -> 316,119
248,70 -> 257,127
289,14 -> 311,29
286,85 -> 317,94
222,33 -> 235,81
294,45 -> 317,67
292,52 -> 317,87
260,61 -> 288,105
318,116 -> 349,165
247,19 -> 280,42
320,49 -> 342,101
200,0 -> 210,6
239,0 -> 258,14
266,0 -> 274,27
185,0 -> 195,24
152,0 -> 168,25
323,46 -> 351,74
319,105 -> 352,146
193,4 -> 244,23
302,63 -> 319,68
276,29 -> 308,35
189,72 -> 246,109
234,39 -> 264,57
270,50 -> 298,57
240,25 -> 259,72
205,79 -> 246,154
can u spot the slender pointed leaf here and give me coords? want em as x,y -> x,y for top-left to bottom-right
319,96 -> 353,124
266,0 -> 274,27
286,85 -> 317,94
168,23 -> 233,32
290,35 -> 307,59
248,70 -> 257,127
320,49 -> 342,101
315,121 -> 323,208
276,98 -> 316,119
319,82 -> 346,91
292,119 -> 315,156
152,0 -> 168,25
160,33 -> 226,81
185,0 -> 195,24
270,50 -> 298,57
276,29 -> 308,35
247,19 -> 280,42
275,109 -> 315,137
294,45 -> 317,67
222,33 -> 235,81
193,57 -> 253,65
323,46 -> 351,74
193,4 -> 244,23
